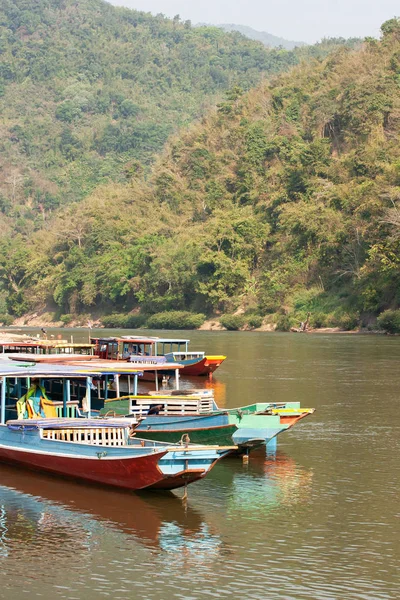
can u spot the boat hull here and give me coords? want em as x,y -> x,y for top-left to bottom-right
0,424 -> 228,491
135,423 -> 238,446
102,400 -> 313,453
163,354 -> 226,376
0,441 -> 167,490
135,412 -> 287,451
180,356 -> 226,376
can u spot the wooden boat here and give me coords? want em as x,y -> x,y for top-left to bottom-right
91,336 -> 226,378
101,395 -> 315,452
0,340 -> 96,356
0,360 -> 314,455
162,352 -> 226,376
0,417 -> 234,491
5,353 -> 185,398
0,340 -> 53,354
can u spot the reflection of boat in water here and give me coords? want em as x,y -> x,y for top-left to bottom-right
208,450 -> 314,515
0,464 -> 220,554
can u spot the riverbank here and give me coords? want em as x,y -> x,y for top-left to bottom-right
0,323 -> 383,336
0,308 -> 389,335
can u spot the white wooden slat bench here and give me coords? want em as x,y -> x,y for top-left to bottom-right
42,426 -> 128,446
129,396 -> 214,417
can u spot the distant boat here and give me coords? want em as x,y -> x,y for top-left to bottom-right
91,336 -> 226,378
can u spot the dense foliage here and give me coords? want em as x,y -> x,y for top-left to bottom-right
1,6 -> 399,329
0,0 -> 303,233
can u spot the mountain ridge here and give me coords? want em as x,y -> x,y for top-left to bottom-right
198,23 -> 306,50
1,19 -> 399,330
0,0 -> 301,234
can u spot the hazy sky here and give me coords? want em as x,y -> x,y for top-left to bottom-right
108,0 -> 398,43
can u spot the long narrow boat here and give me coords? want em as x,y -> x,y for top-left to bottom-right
101,395 -> 315,452
0,418 -> 234,491
0,359 -> 314,456
91,336 -> 226,378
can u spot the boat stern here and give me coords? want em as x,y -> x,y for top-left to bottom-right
150,444 -> 235,489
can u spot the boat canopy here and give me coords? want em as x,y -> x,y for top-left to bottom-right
91,336 -> 191,357
7,418 -> 130,430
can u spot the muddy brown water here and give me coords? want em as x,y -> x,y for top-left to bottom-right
0,329 -> 399,599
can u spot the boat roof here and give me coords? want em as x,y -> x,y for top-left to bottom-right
11,354 -> 100,363
1,355 -> 183,374
121,336 -> 191,344
0,341 -> 51,349
53,343 -> 95,349
77,359 -> 183,372
92,336 -> 190,345
154,338 -> 190,344
7,418 -> 130,430
0,360 -> 145,378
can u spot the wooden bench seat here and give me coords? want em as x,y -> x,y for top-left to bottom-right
130,396 -> 214,416
42,426 -> 127,446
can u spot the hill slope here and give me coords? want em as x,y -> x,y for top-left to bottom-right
2,19 -> 400,328
0,0 -> 303,233
212,24 -> 306,50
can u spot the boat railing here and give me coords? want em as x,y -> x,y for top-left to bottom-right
128,356 -> 167,365
166,352 -> 205,359
52,401 -> 80,419
128,396 -> 214,417
41,426 -> 128,446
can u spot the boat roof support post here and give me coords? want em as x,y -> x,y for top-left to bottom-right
175,368 -> 180,391
64,379 -> 71,418
86,377 -> 92,418
155,371 -> 159,391
1,377 -> 6,424
134,374 -> 138,395
115,374 -> 120,398
62,380 -> 67,417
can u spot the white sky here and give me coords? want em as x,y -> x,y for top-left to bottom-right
107,0 -> 398,43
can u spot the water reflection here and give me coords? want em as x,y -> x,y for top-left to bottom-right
209,450 -> 313,517
0,465 -> 222,562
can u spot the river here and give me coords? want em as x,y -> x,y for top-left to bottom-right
0,329 -> 399,599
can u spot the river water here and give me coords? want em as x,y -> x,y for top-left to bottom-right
0,329 -> 399,599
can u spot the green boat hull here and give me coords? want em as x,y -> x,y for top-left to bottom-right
133,425 -> 238,446
99,399 -> 305,451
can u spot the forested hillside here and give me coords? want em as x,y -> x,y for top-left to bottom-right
0,0 -> 302,234
209,24 -> 305,50
2,19 -> 399,330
